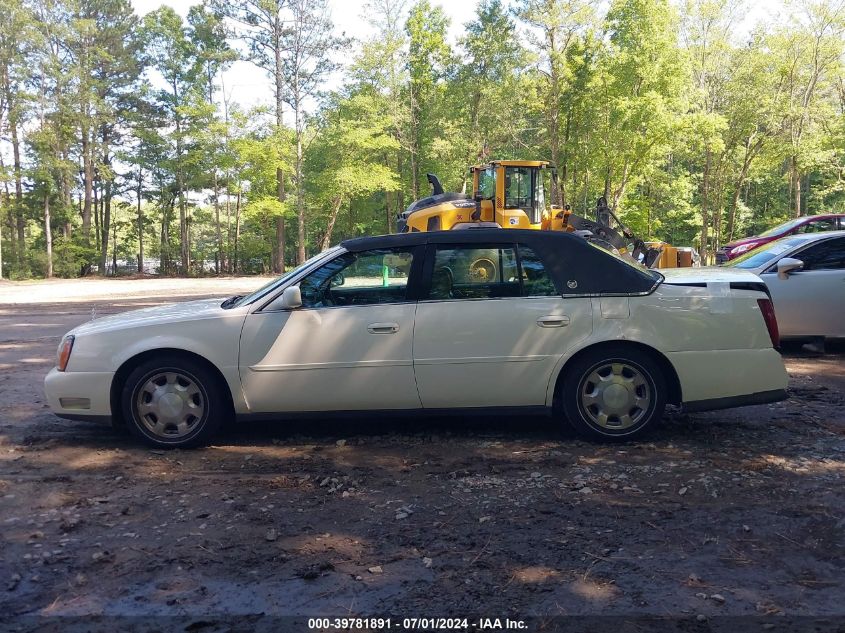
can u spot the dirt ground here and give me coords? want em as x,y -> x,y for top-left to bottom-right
0,277 -> 844,627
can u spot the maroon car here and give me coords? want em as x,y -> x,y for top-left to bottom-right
717,214 -> 845,263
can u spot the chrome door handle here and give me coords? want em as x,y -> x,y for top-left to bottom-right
367,322 -> 399,334
537,315 -> 570,328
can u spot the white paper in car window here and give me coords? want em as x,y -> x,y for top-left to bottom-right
708,281 -> 732,314
767,243 -> 791,255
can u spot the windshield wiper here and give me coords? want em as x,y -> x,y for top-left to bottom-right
221,295 -> 244,309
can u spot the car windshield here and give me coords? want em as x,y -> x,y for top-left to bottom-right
230,247 -> 343,307
724,236 -> 805,269
759,217 -> 804,237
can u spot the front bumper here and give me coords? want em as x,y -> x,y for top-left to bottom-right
44,367 -> 114,420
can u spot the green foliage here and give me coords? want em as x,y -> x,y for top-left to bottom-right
4,0 -> 845,279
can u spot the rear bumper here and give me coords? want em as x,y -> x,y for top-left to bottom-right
683,388 -> 787,413
44,367 -> 114,419
667,347 -> 789,406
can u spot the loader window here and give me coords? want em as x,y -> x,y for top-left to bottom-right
477,167 -> 495,199
505,166 -> 542,224
505,167 -> 532,209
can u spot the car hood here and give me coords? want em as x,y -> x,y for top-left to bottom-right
658,267 -> 764,285
723,235 -> 766,250
70,297 -> 233,336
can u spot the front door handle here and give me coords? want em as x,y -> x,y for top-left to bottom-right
537,315 -> 570,328
367,322 -> 399,334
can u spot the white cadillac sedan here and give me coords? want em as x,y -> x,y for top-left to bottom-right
45,229 -> 788,448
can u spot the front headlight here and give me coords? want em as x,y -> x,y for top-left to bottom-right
57,335 -> 75,372
731,242 -> 758,255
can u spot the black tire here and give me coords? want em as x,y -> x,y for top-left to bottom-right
121,355 -> 228,448
561,345 -> 666,442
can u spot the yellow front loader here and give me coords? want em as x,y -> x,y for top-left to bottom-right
396,159 -> 695,268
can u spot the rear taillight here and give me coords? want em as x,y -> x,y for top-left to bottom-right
757,299 -> 779,349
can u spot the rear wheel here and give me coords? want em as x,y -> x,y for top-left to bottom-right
561,346 -> 666,441
121,355 -> 227,448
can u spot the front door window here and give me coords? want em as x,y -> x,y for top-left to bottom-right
299,248 -> 416,307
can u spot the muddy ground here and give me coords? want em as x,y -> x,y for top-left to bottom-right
0,278 -> 843,627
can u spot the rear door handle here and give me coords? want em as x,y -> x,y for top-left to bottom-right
367,322 -> 399,334
537,315 -> 570,328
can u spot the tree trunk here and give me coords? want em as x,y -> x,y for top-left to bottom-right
386,189 -> 393,234
93,180 -> 100,260
547,28 -> 563,207
397,152 -> 404,210
296,122 -> 306,265
214,171 -> 222,275
792,155 -> 801,217
234,185 -> 242,274
321,195 -> 343,250
226,174 -> 232,274
99,143 -> 112,276
44,194 -> 53,278
274,19 -> 286,274
160,192 -> 170,275
0,153 -> 8,277
102,183 -> 112,276
700,149 -> 711,263
10,119 -> 24,268
112,219 -> 118,274
175,110 -> 189,274
137,167 -> 144,274
81,125 -> 93,246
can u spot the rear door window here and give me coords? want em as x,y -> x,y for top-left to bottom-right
798,218 -> 838,233
426,243 -> 559,299
428,245 -> 521,300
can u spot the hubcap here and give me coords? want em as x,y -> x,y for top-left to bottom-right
579,362 -> 651,430
136,371 -> 205,439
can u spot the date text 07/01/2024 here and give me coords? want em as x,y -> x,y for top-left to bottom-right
307,618 -> 527,630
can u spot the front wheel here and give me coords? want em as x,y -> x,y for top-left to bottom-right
561,346 -> 666,442
121,355 -> 227,448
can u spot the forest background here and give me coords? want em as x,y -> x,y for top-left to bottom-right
1,0 -> 844,278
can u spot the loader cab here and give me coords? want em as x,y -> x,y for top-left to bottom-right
470,160 -> 560,229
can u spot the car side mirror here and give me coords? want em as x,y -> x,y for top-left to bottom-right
264,285 -> 303,311
777,257 -> 803,279
330,272 -> 345,288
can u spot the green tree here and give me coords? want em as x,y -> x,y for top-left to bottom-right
282,0 -> 345,264
455,0 -> 529,190
307,91 -> 400,249
599,0 -> 687,213
141,6 -> 204,274
211,0 -> 289,273
405,0 -> 452,199
0,0 -> 37,273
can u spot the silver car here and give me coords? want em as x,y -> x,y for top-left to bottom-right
722,230 -> 845,340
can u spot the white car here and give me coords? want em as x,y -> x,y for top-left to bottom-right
722,230 -> 845,340
45,229 -> 788,448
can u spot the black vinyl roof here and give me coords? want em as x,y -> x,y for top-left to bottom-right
341,229 -> 661,295
341,228 -> 571,251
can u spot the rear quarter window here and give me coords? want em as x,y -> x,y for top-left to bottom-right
522,234 -> 661,296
